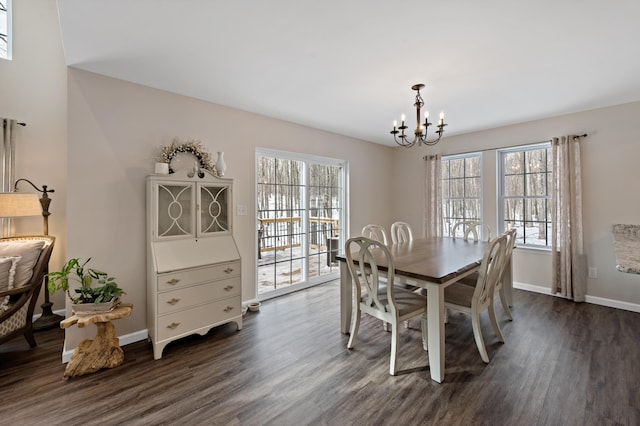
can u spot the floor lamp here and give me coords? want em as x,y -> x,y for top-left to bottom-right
0,179 -> 63,330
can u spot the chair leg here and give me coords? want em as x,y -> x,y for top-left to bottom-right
420,314 -> 428,351
347,307 -> 361,349
389,322 -> 399,375
488,300 -> 505,343
471,311 -> 490,363
24,329 -> 37,348
499,287 -> 513,320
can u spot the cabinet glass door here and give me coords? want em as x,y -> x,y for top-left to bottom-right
199,184 -> 230,235
157,183 -> 194,238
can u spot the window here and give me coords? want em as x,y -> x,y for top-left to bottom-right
498,143 -> 552,247
256,149 -> 346,298
441,153 -> 483,237
0,0 -> 10,60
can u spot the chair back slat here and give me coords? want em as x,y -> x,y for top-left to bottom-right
391,221 -> 414,244
345,236 -> 397,315
452,220 -> 491,242
471,233 -> 508,311
361,224 -> 389,246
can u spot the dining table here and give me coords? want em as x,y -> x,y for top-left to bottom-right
336,236 -> 511,383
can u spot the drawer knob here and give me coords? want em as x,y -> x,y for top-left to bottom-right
167,298 -> 180,305
223,306 -> 234,312
224,285 -> 234,291
167,278 -> 180,285
167,322 -> 180,329
224,268 -> 234,274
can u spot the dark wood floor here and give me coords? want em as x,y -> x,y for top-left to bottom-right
1,280 -> 639,426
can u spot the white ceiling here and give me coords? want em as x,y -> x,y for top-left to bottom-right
56,0 -> 640,146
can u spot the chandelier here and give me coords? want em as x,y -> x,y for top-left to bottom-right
390,83 -> 447,147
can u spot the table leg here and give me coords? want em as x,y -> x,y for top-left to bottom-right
426,283 -> 445,383
339,260 -> 352,334
63,321 -> 124,379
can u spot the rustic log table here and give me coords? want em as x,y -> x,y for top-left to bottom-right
60,303 -> 132,379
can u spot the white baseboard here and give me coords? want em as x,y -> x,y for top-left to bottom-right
61,329 -> 149,364
513,281 -> 640,313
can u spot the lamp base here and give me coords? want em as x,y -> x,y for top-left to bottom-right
32,302 -> 64,331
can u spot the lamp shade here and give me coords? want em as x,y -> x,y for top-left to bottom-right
0,193 -> 42,217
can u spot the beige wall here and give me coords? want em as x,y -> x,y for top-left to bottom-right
7,1 -> 640,355
0,0 -> 67,310
392,101 -> 640,307
66,68 -> 394,347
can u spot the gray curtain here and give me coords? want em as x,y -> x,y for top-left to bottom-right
1,118 -> 17,237
551,135 -> 587,302
423,155 -> 443,238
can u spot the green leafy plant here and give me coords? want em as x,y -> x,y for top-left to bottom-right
47,258 -> 124,304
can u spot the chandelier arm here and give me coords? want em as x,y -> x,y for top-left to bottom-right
393,134 -> 416,148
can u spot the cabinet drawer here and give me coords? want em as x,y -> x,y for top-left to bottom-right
157,296 -> 241,341
157,277 -> 240,314
157,261 -> 240,291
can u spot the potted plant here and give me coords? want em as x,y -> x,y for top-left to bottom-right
47,258 -> 125,314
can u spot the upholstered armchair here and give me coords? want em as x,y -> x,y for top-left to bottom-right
0,235 -> 55,347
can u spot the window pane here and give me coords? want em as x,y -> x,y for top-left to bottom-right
503,152 -> 523,174
466,177 -> 481,197
451,178 -> 464,197
451,199 -> 465,219
442,179 -> 450,198
504,175 -> 523,196
526,172 -> 547,196
503,199 -> 523,222
465,156 -> 481,177
449,159 -> 465,178
464,199 -> 481,219
526,150 -> 546,173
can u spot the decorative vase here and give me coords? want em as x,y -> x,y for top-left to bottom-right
216,151 -> 227,177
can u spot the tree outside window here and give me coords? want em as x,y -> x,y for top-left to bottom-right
0,0 -> 10,60
499,144 -> 552,247
441,153 -> 482,237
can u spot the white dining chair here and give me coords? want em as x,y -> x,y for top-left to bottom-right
451,220 -> 491,242
361,224 -> 389,246
391,221 -> 414,244
345,236 -> 427,375
444,233 -> 508,363
460,228 -> 516,321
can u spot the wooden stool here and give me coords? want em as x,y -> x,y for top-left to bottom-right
60,303 -> 132,379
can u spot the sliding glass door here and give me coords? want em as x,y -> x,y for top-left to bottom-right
256,149 -> 347,298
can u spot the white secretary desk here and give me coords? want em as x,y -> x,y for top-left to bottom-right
146,168 -> 242,360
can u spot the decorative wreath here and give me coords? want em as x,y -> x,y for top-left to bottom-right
158,138 -> 216,174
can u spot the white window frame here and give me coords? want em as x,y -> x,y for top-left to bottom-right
497,143 -> 552,249
441,152 -> 484,238
0,0 -> 11,61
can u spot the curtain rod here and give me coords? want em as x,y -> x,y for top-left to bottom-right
2,120 -> 26,127
423,134 -> 587,160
